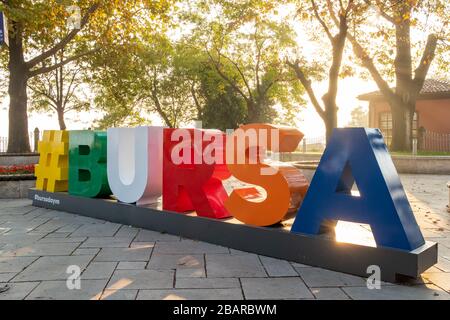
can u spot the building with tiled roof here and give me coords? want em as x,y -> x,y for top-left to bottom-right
358,79 -> 450,101
358,79 -> 450,151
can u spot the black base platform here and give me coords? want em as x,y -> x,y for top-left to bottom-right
29,189 -> 438,283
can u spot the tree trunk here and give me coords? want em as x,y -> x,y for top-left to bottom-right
7,23 -> 31,153
324,101 -> 338,144
57,107 -> 67,130
246,101 -> 260,124
390,10 -> 413,152
390,103 -> 409,151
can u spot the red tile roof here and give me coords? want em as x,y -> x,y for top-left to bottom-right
358,79 -> 450,100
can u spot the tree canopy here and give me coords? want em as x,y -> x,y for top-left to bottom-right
0,0 -> 448,152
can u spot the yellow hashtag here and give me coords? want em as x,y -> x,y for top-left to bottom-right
35,130 -> 69,192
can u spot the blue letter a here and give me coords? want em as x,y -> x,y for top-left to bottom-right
291,128 -> 425,251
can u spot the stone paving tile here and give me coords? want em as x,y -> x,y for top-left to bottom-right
106,269 -> 174,290
117,262 -> 147,270
32,220 -> 67,233
70,222 -> 122,237
135,230 -> 181,242
422,229 -> 448,238
137,288 -> 243,300
100,289 -> 138,300
22,208 -> 53,220
0,174 -> 449,300
35,211 -> 77,220
154,239 -> 228,255
38,237 -> 87,243
0,282 -> 39,300
12,255 -> 94,282
55,224 -> 82,233
259,256 -> 298,277
114,226 -> 139,238
241,277 -> 314,300
0,242 -> 80,257
343,284 -> 450,300
0,273 -> 17,282
176,268 -> 206,278
0,205 -> 36,215
130,241 -> 157,249
175,278 -> 241,289
43,232 -> 71,238
424,266 -> 445,273
435,257 -> 450,272
422,272 -> 450,292
0,199 -> 32,209
0,234 -> 46,247
310,287 -> 350,300
295,267 -> 367,287
206,254 -> 267,278
80,237 -> 133,248
0,219 -> 50,234
82,262 -> 117,280
94,247 -> 153,262
0,256 -> 38,273
45,212 -> 106,225
438,245 -> 450,260
148,254 -> 204,270
26,280 -> 108,300
72,248 -> 101,256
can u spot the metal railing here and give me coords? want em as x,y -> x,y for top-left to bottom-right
0,136 -> 7,153
301,135 -> 326,153
0,130 -> 42,153
419,130 -> 450,153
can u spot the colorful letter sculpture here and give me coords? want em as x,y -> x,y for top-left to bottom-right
163,128 -> 231,219
291,128 -> 425,251
68,131 -> 111,197
107,127 -> 164,205
35,130 -> 69,192
225,124 -> 309,227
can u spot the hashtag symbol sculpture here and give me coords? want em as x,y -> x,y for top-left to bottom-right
35,130 -> 69,192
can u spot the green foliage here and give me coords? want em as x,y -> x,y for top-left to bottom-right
0,0 -> 174,150
348,106 -> 368,128
1,0 -> 447,137
27,50 -> 91,129
187,0 -> 306,124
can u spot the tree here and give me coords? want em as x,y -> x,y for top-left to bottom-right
287,0 -> 354,142
92,32 -> 198,129
348,106 -> 368,127
92,15 -> 248,131
173,41 -> 247,130
193,0 -> 305,124
327,0 -> 448,151
196,68 -> 247,131
0,0 -> 171,152
28,49 -> 90,130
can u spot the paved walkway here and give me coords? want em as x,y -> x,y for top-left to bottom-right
0,174 -> 449,300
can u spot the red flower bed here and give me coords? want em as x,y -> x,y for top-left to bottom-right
0,164 -> 35,175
